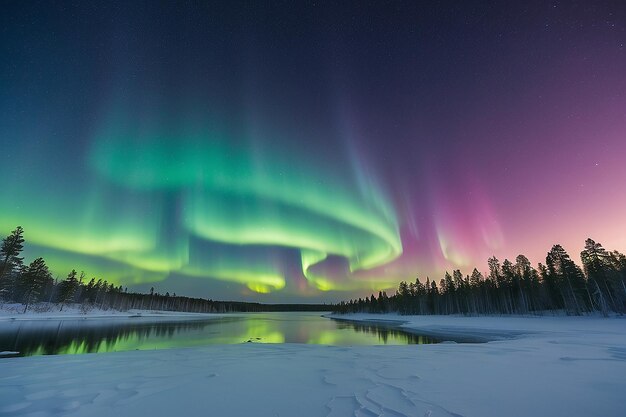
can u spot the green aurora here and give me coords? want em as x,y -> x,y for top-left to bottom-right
1,107 -> 402,296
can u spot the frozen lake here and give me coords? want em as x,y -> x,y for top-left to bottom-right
1,314 -> 624,417
0,312 -> 484,356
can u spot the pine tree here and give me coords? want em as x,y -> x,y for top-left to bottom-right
397,281 -> 410,314
58,269 -> 80,310
452,270 -> 464,313
514,255 -> 533,312
501,259 -> 515,313
581,239 -> 619,312
469,268 -> 484,314
608,251 -> 626,310
0,227 -> 25,289
488,256 -> 508,312
84,278 -> 96,303
546,245 -> 587,314
19,257 -> 53,312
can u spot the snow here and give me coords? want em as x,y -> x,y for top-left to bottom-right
1,313 -> 625,417
0,303 -> 224,322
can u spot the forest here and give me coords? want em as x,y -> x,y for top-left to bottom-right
335,239 -> 626,316
0,226 -> 329,313
3,226 -> 625,316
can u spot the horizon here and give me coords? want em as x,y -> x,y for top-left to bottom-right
1,1 -> 625,303
4,226 -> 622,304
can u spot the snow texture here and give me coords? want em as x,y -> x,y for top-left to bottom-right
1,313 -> 625,417
0,303 -> 224,322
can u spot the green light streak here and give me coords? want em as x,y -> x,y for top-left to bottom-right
1,110 -> 403,294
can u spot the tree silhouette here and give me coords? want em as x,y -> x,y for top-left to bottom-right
0,226 -> 25,286
546,245 -> 587,314
335,238 -> 626,317
58,269 -> 80,310
581,239 -> 623,313
19,257 -> 53,312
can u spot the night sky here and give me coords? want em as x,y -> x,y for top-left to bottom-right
1,1 -> 625,302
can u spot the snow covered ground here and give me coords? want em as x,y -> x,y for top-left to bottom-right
1,313 -> 625,417
0,303 -> 223,322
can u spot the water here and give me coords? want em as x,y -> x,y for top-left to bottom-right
0,312 -> 455,357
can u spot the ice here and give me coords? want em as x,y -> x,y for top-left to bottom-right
0,313 -> 624,417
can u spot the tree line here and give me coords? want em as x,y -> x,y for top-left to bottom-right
334,239 -> 626,316
0,226 -> 329,313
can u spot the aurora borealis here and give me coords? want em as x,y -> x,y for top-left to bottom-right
1,1 -> 625,302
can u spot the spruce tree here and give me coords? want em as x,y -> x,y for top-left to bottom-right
514,255 -> 533,312
501,259 -> 515,313
0,226 -> 25,285
546,245 -> 587,314
581,239 -> 619,312
19,257 -> 53,312
58,269 -> 80,310
609,251 -> 626,310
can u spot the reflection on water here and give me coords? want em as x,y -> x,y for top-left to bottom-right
336,321 -> 439,345
0,313 -> 444,357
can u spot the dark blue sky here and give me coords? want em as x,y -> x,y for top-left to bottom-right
2,1 -> 625,302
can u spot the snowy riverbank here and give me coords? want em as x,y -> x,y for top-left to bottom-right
0,303 -> 224,322
1,314 -> 625,417
328,312 -> 626,341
